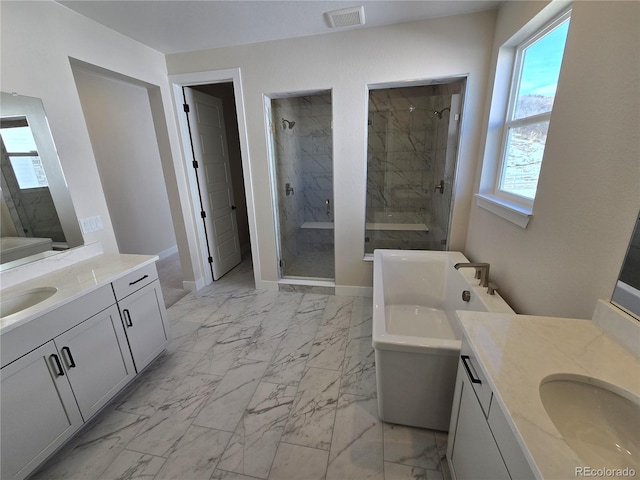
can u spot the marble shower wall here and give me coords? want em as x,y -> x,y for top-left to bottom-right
298,94 -> 333,224
0,157 -> 65,242
272,92 -> 334,275
272,98 -> 304,264
365,82 -> 463,252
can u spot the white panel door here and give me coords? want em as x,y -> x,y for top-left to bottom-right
184,87 -> 241,280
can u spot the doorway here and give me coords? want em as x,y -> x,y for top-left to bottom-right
182,84 -> 250,282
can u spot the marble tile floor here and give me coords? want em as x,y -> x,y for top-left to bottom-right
31,257 -> 451,480
283,250 -> 335,280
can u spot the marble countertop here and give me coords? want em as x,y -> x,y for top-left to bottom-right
456,311 -> 640,479
0,253 -> 157,335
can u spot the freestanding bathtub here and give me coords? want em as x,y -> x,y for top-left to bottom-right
372,249 -> 514,430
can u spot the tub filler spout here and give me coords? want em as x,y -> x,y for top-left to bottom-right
454,262 -> 490,288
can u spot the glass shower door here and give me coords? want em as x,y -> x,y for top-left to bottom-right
365,80 -> 464,253
269,91 -> 334,280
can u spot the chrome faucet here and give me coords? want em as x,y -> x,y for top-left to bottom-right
454,262 -> 490,288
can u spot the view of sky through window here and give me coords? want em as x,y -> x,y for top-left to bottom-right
500,16 -> 570,200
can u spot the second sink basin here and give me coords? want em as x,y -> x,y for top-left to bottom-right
540,374 -> 640,469
0,287 -> 58,319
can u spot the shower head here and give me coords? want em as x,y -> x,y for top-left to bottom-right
282,118 -> 295,129
432,107 -> 451,119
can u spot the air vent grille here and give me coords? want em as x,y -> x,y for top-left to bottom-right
325,6 -> 365,28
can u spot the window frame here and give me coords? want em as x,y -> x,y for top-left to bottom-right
475,6 -> 572,228
495,9 -> 571,208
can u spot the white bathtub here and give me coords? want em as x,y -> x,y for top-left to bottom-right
372,249 -> 513,430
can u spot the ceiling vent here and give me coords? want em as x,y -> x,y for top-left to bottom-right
325,6 -> 365,28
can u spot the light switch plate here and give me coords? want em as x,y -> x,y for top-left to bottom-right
80,215 -> 104,234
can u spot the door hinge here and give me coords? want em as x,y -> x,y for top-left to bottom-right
208,256 -> 213,264
183,103 -> 190,113
201,211 -> 206,219
279,259 -> 285,268
192,160 -> 199,169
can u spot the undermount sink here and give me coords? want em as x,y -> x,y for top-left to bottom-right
0,287 -> 58,319
540,374 -> 640,469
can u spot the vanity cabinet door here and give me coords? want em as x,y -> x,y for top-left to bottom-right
54,304 -> 136,420
1,342 -> 83,480
118,280 -> 169,372
450,366 -> 510,480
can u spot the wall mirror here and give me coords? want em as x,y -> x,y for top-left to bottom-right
0,92 -> 83,267
611,212 -> 640,319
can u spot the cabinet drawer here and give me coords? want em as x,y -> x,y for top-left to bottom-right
460,341 -> 492,417
111,263 -> 158,300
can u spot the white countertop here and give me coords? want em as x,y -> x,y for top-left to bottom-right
456,311 -> 640,479
0,253 -> 157,335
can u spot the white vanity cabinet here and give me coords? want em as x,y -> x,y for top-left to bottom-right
447,340 -> 534,480
112,263 -> 169,373
0,257 -> 170,480
1,285 -> 135,480
1,341 -> 83,480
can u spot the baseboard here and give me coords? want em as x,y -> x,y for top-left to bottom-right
255,279 -> 279,291
336,285 -> 373,297
157,245 -> 179,260
182,278 -> 205,292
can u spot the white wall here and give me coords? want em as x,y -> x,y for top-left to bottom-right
0,0 -> 202,284
73,67 -> 177,257
167,10 -> 498,292
466,1 -> 640,318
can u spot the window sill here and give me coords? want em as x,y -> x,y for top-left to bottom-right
475,193 -> 532,228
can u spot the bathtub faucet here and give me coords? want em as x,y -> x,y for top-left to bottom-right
454,262 -> 490,288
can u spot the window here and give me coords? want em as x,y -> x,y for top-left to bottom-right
0,120 -> 49,189
497,11 -> 571,203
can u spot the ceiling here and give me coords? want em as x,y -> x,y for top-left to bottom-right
56,1 -> 501,55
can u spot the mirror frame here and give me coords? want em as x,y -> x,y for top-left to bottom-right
611,212 -> 640,319
1,92 -> 84,267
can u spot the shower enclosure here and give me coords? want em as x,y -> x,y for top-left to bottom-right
267,91 -> 334,280
365,80 -> 465,253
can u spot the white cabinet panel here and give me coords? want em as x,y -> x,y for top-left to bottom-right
54,304 -> 136,419
488,397 -> 536,479
118,280 -> 168,372
450,378 -> 510,480
1,342 -> 83,480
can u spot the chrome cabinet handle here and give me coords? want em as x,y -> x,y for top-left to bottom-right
325,199 -> 331,217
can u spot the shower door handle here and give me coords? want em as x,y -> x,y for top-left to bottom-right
434,180 -> 444,194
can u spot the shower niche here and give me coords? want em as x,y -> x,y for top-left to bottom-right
365,79 -> 465,253
267,91 -> 334,281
